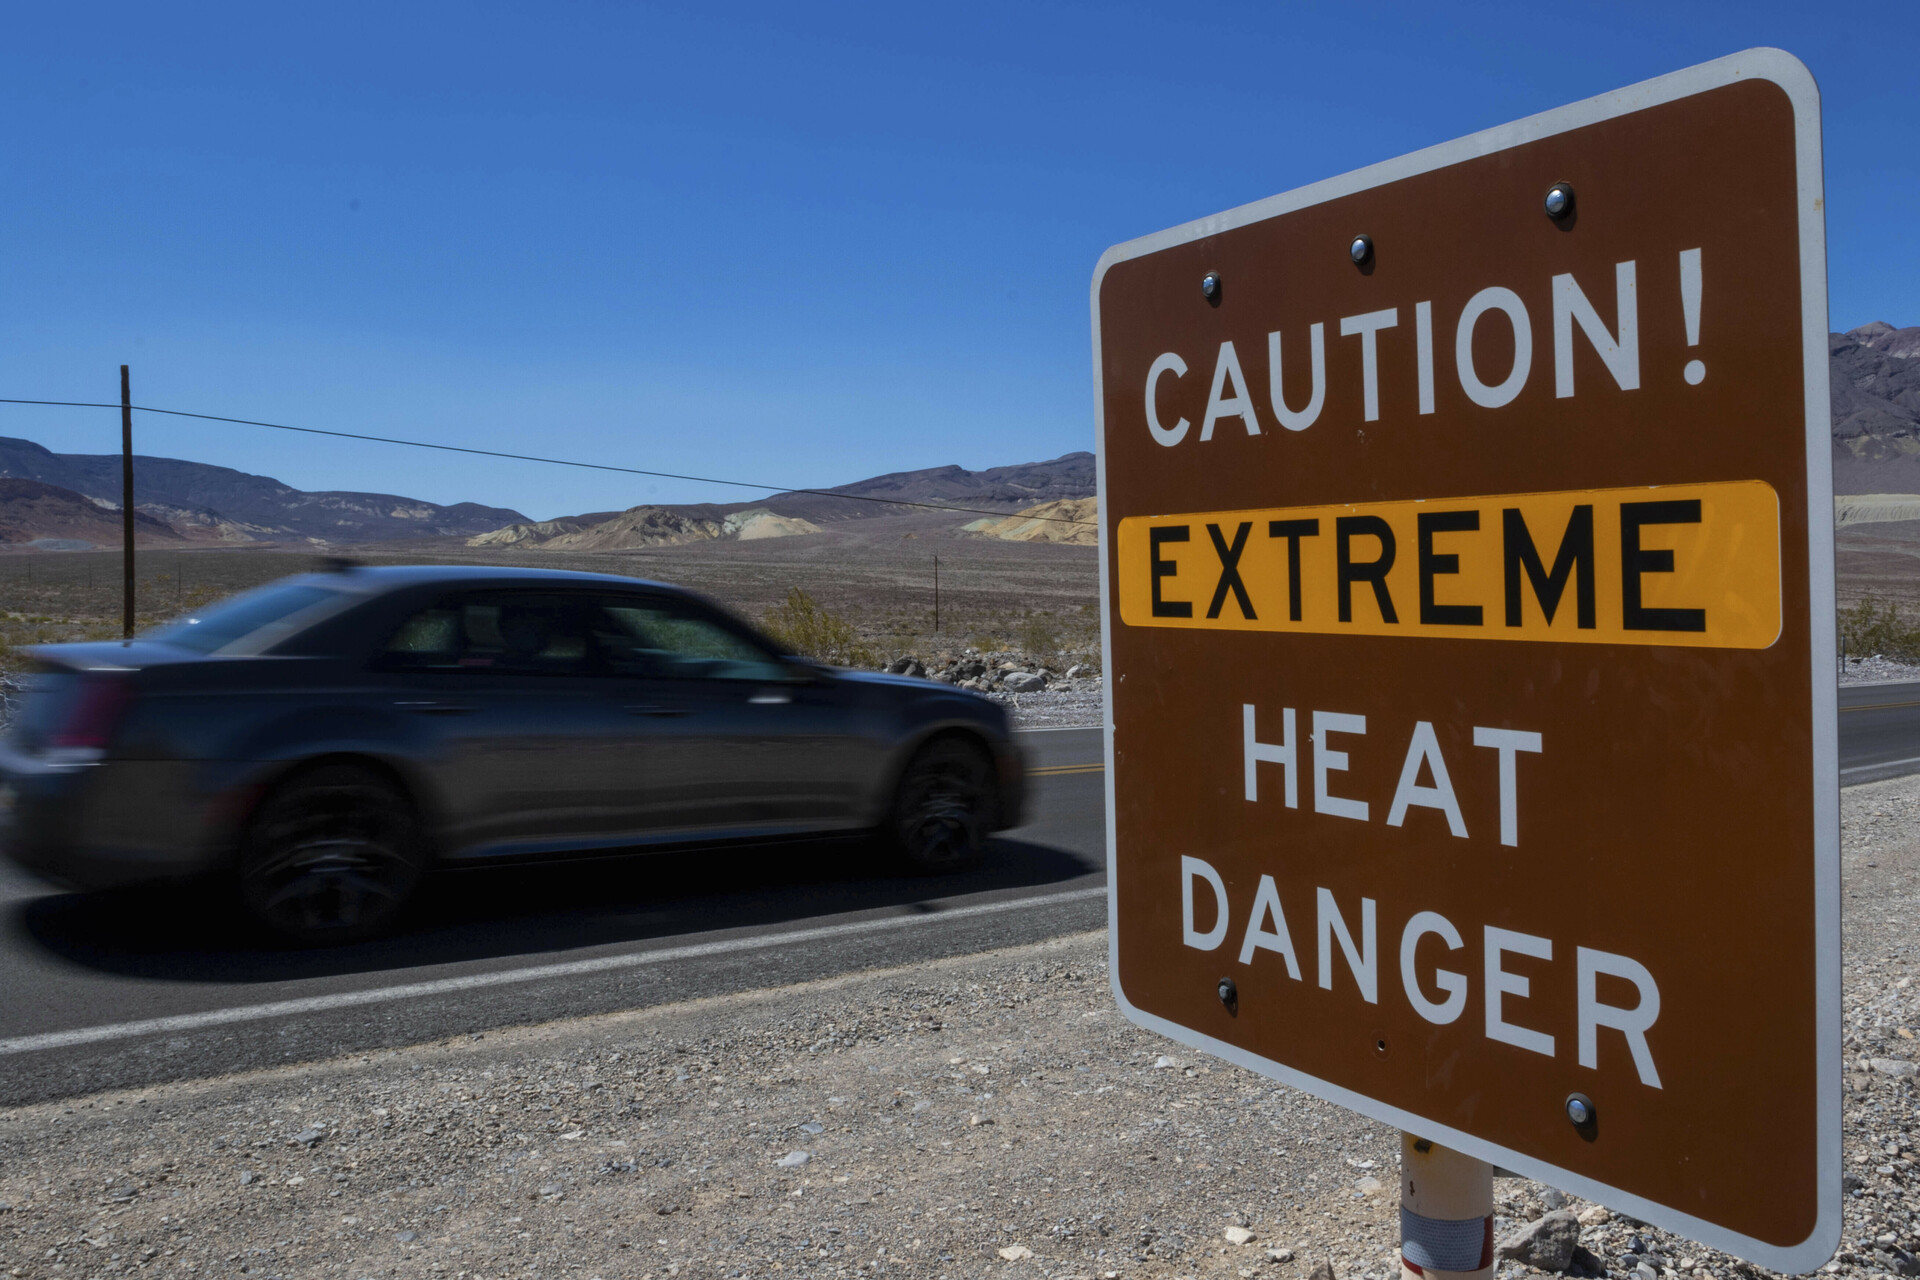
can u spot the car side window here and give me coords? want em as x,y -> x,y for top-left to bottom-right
586,595 -> 789,682
380,593 -> 591,675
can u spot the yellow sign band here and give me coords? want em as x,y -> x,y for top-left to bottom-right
1116,480 -> 1780,648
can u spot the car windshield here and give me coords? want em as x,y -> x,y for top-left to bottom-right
143,582 -> 346,654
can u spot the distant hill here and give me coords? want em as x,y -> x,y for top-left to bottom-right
1832,323 -> 1920,495
0,478 -> 186,549
468,505 -> 821,551
0,436 -> 527,546
962,497 -> 1098,547
751,452 -> 1096,523
465,451 -> 1098,552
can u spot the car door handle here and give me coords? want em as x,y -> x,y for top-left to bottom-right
395,700 -> 476,715
624,703 -> 692,717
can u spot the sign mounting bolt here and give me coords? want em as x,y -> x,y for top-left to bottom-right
1349,234 -> 1373,266
1201,271 -> 1223,303
1565,1093 -> 1596,1127
1544,182 -> 1575,220
1216,977 -> 1238,1014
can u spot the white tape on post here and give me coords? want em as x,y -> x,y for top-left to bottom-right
1400,1133 -> 1494,1280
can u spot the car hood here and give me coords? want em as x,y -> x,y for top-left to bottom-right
832,668 -> 968,695
22,639 -> 219,672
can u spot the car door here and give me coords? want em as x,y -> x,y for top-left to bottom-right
374,589 -> 638,858
583,591 -> 874,841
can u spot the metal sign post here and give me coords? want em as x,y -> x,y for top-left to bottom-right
1401,1136 -> 1494,1280
1092,49 -> 1837,1272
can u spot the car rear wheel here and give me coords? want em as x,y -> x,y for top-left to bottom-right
888,736 -> 993,873
238,765 -> 425,945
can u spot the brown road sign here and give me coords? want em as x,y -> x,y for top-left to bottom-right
1092,50 -> 1837,1271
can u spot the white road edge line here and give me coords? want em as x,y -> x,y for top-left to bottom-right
0,886 -> 1109,1058
1013,725 -> 1103,734
1842,755 -> 1920,778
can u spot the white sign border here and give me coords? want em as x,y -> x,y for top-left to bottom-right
1090,47 -> 1838,1274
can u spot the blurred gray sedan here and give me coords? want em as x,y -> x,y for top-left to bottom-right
0,565 -> 1025,943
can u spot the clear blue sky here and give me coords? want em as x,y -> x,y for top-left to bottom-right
0,2 -> 1911,520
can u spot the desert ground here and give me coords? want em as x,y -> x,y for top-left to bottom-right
1839,525 -> 1920,616
0,769 -> 1915,1280
9,506 -> 1920,662
0,512 -> 1102,680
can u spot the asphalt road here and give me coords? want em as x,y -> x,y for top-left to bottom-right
1840,680 -> 1920,784
3,686 -> 1918,1106
0,727 -> 1108,1105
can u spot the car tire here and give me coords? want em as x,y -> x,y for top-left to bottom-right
238,765 -> 426,945
887,735 -> 993,873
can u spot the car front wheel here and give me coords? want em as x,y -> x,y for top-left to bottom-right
888,736 -> 993,873
238,765 -> 426,945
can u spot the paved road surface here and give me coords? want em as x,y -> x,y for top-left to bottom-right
0,728 -> 1107,1105
1840,680 -> 1920,784
4,687 -> 1919,1105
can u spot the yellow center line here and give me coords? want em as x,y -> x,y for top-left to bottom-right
1029,763 -> 1106,776
1841,699 -> 1920,714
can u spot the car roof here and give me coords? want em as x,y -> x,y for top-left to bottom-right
297,564 -> 690,596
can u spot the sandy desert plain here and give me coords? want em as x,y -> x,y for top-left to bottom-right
8,508 -> 1918,664
0,509 -> 1102,684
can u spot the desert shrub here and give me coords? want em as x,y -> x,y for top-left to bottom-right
1014,612 -> 1064,666
1839,596 -> 1920,664
761,587 -> 877,668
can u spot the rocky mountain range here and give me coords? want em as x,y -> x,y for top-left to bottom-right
754,452 -> 1096,523
961,497 -> 1098,546
0,436 -> 528,547
462,454 -> 1097,552
469,505 -> 822,551
0,434 -> 1099,552
0,478 -> 186,550
1832,322 -> 1920,495
7,325 -> 1920,554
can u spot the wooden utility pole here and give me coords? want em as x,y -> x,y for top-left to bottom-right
121,365 -> 134,638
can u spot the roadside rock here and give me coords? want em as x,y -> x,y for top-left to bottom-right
1224,1225 -> 1256,1246
1002,671 -> 1047,693
1496,1210 -> 1580,1271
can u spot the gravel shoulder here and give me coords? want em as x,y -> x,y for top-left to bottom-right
1842,657 -> 1920,686
1,781 -> 1916,1280
997,682 -> 1103,730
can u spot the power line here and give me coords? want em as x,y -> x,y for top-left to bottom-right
0,397 -> 1099,527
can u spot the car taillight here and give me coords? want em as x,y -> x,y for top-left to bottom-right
50,676 -> 132,750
